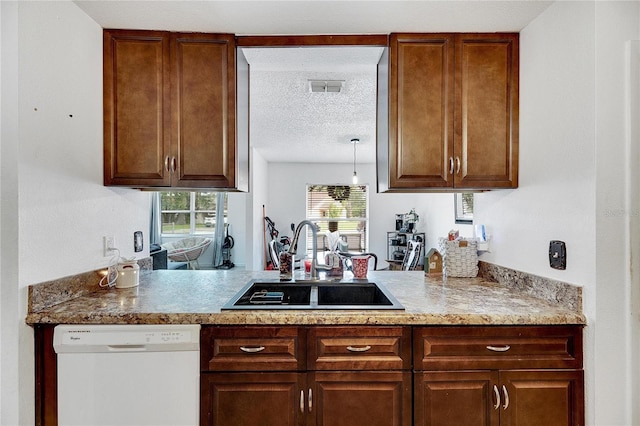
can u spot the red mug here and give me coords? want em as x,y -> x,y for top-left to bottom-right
351,255 -> 371,279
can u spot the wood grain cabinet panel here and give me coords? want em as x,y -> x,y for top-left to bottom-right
455,33 -> 519,189
104,30 -> 242,189
200,372 -> 306,426
310,371 -> 412,426
413,326 -> 584,426
308,326 -> 411,371
200,326 -> 412,426
386,33 -> 518,190
415,370 -> 499,426
171,34 -> 236,188
201,326 -> 305,372
103,30 -> 171,186
414,325 -> 583,370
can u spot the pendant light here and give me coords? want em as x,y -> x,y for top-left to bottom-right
351,138 -> 359,184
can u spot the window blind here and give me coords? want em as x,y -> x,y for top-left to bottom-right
306,185 -> 368,253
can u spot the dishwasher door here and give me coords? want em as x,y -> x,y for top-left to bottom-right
53,324 -> 200,426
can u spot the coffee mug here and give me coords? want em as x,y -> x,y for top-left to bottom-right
351,255 -> 371,279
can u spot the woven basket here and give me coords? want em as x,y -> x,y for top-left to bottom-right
438,238 -> 478,277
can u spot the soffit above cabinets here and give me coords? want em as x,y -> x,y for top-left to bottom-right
74,1 -> 553,34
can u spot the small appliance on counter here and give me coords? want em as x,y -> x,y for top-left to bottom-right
116,258 -> 139,288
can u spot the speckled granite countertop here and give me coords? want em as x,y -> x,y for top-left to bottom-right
26,269 -> 586,326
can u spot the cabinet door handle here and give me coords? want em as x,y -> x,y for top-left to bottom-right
502,385 -> 509,410
347,345 -> 372,352
308,388 -> 313,412
449,157 -> 454,175
171,156 -> 177,173
455,156 -> 461,174
300,390 -> 304,413
486,345 -> 511,352
164,156 -> 170,173
493,385 -> 500,410
239,346 -> 265,353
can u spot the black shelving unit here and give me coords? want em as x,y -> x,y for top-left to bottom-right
386,231 -> 425,266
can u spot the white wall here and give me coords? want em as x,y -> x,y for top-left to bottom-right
265,161 -> 472,266
478,1 -> 598,420
594,2 -> 640,425
1,2 -> 21,424
249,149 -> 269,270
475,2 -> 640,424
1,2 -> 152,423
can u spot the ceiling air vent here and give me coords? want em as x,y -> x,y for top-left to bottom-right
309,80 -> 344,93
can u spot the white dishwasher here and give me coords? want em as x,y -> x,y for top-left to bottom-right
53,324 -> 200,426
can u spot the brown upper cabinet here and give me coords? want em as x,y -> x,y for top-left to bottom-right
103,29 -> 248,190
381,33 -> 519,191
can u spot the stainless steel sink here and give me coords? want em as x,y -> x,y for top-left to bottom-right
221,280 -> 405,310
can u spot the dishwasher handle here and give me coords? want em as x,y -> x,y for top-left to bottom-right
108,344 -> 148,352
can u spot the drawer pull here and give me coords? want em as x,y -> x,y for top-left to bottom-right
493,385 -> 500,410
240,346 -> 266,353
486,345 -> 511,352
347,345 -> 372,352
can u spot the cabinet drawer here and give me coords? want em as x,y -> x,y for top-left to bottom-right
308,326 -> 411,371
201,326 -> 305,372
414,325 -> 583,370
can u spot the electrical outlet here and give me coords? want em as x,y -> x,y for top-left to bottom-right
103,236 -> 115,257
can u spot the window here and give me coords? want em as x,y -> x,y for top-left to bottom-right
306,185 -> 368,253
455,193 -> 474,224
160,192 -> 227,235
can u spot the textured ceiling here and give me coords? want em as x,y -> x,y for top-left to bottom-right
75,0 -> 553,163
245,47 -> 382,164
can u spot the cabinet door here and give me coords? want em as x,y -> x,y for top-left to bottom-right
389,34 -> 455,189
500,370 -> 584,426
414,370 -> 499,426
454,33 -> 519,189
309,371 -> 412,426
171,33 -> 237,188
201,372 -> 305,426
103,29 -> 171,186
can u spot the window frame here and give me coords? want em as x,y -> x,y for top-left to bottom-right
454,193 -> 474,224
305,184 -> 370,254
160,191 -> 226,236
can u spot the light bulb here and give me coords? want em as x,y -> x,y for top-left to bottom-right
352,172 -> 358,184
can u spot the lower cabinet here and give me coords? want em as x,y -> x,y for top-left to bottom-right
415,370 -> 584,426
200,372 -> 305,426
33,324 -> 584,426
200,326 -> 412,426
310,371 -> 412,426
413,325 -> 584,426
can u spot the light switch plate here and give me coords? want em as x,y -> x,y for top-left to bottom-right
549,240 -> 566,270
134,231 -> 143,252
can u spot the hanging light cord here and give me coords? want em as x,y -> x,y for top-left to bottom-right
351,138 -> 359,184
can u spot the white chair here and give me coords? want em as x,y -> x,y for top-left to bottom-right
161,237 -> 212,270
402,240 -> 422,271
268,240 -> 280,269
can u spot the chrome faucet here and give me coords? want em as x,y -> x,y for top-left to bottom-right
288,220 -> 330,280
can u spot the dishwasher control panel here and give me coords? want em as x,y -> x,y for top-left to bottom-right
53,324 -> 200,352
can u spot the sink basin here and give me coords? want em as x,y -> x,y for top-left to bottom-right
222,280 -> 404,310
